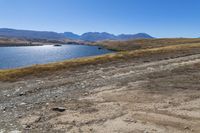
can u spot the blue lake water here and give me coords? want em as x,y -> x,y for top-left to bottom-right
0,44 -> 113,69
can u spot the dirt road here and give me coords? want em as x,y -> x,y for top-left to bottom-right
1,52 -> 200,133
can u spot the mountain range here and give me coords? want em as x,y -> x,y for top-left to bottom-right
0,28 -> 154,42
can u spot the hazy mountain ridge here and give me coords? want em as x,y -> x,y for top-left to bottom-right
0,28 -> 65,40
117,33 -> 153,40
63,32 -> 154,41
62,32 -> 80,40
0,28 -> 154,42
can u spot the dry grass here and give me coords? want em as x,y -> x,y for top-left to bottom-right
95,38 -> 200,51
1,42 -> 200,81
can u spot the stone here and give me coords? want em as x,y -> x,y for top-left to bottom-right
20,102 -> 27,106
19,92 -> 25,96
52,107 -> 66,112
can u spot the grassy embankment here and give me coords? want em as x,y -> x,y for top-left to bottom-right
1,38 -> 200,81
95,38 -> 200,51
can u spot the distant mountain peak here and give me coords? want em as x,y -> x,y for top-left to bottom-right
62,32 -> 80,40
117,33 -> 153,41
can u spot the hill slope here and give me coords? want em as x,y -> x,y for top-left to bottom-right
0,28 -> 153,41
95,38 -> 200,51
0,28 -> 65,40
1,40 -> 200,132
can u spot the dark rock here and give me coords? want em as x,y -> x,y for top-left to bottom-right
52,107 -> 66,112
19,92 -> 25,96
2,107 -> 7,111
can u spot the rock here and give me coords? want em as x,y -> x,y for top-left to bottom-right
19,92 -> 25,96
1,107 -> 7,111
22,124 -> 31,129
83,92 -> 89,96
184,126 -> 190,130
52,107 -> 66,112
22,124 -> 27,128
25,125 -> 31,129
123,118 -> 137,123
20,102 -> 27,106
36,87 -> 41,90
16,114 -> 23,118
168,101 -> 173,104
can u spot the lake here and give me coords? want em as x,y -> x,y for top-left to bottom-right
0,44 -> 113,69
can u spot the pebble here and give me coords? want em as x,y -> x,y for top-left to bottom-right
1,107 -> 7,111
36,87 -> 41,90
22,124 -> 31,129
83,93 -> 89,96
52,107 -> 66,112
19,92 -> 25,96
16,114 -> 23,118
184,126 -> 190,130
20,102 -> 27,106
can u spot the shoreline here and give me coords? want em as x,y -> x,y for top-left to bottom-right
0,44 -> 44,47
1,42 -> 200,81
1,44 -> 200,132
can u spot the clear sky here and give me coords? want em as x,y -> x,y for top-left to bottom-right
0,0 -> 200,38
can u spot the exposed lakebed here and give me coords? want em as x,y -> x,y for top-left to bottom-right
0,44 -> 113,69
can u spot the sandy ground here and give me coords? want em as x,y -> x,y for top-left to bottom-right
1,51 -> 200,133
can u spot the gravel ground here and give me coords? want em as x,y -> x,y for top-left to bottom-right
1,50 -> 200,133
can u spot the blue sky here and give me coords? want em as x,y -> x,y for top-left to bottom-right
0,0 -> 200,38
